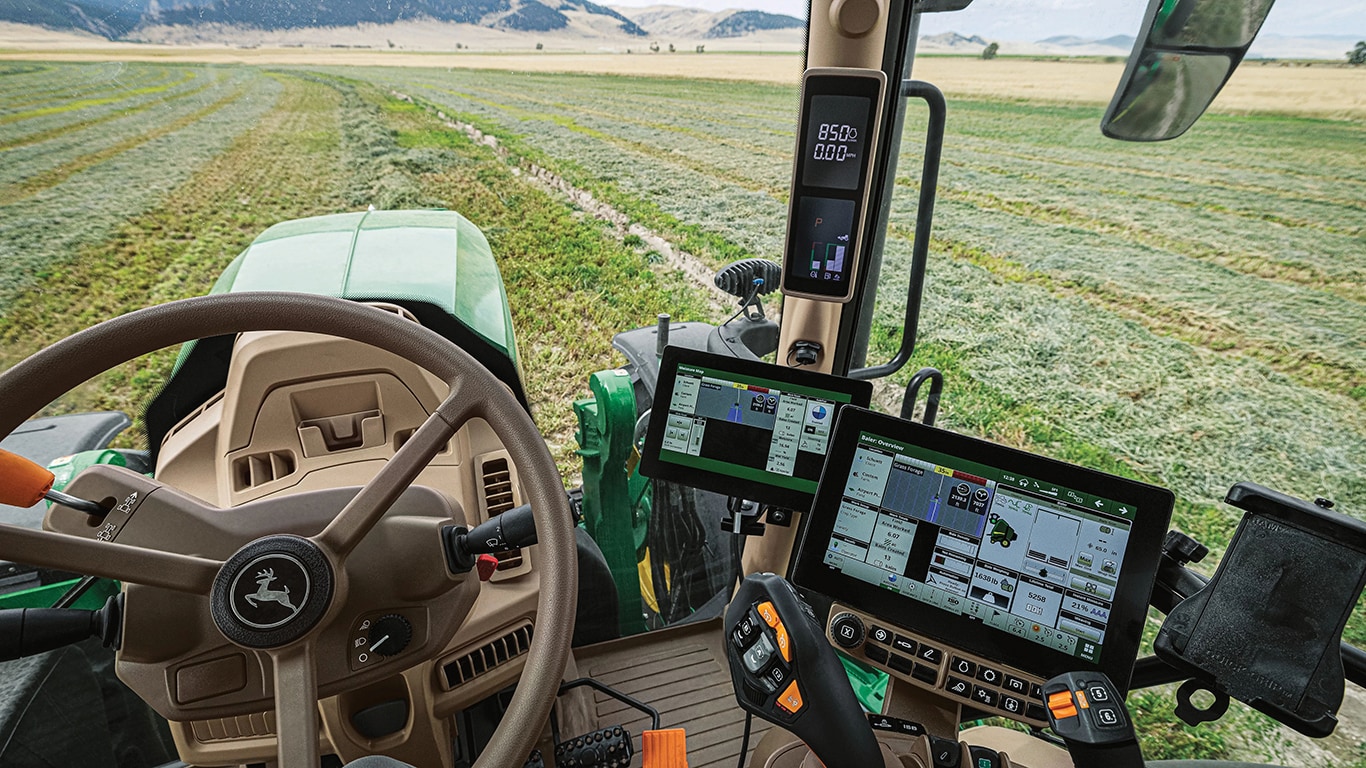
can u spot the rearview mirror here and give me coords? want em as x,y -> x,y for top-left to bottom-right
1102,0 -> 1275,141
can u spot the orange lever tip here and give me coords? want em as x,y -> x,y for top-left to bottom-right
0,448 -> 55,508
642,728 -> 689,768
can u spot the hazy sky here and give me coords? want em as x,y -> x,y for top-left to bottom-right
609,0 -> 1366,40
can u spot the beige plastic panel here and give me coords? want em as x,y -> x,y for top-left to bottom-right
321,665 -> 456,768
156,393 -> 225,504
221,372 -> 447,506
960,725 -> 1073,768
770,0 -> 900,388
141,328 -> 546,767
751,731 -> 1001,768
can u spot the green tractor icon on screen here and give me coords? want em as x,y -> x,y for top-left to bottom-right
989,517 -> 1019,548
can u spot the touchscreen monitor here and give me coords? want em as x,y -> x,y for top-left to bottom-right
639,347 -> 873,511
792,407 -> 1173,690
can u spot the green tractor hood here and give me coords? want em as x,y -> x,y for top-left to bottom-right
144,210 -> 528,456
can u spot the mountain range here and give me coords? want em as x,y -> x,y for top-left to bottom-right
1,1 -> 1357,59
0,0 -> 650,38
622,6 -> 800,39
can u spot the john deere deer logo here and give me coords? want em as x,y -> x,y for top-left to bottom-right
243,568 -> 298,612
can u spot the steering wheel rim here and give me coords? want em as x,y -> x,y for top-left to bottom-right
0,292 -> 577,768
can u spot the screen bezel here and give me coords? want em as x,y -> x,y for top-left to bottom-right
639,346 -> 874,511
790,407 -> 1174,692
780,68 -> 886,303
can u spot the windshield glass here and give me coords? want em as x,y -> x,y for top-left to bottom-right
0,0 -> 1362,765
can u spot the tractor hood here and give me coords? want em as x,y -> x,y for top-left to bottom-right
143,209 -> 529,458
210,210 -> 517,361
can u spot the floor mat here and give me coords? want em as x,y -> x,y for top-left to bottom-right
580,621 -> 772,768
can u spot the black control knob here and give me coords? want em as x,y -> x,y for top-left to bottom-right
830,612 -> 865,649
367,615 -> 412,658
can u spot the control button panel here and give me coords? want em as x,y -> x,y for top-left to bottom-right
1042,671 -> 1139,759
731,601 -> 800,716
824,603 -> 1047,726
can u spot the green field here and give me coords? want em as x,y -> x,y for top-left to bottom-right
0,60 -> 1364,764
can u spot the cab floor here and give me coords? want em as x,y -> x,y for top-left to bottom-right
575,618 -> 772,768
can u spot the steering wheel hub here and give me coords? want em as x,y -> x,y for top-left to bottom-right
211,535 -> 335,649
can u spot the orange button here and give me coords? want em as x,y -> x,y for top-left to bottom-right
1076,689 -> 1090,709
775,623 -> 791,662
757,601 -> 780,628
1048,691 -> 1074,710
1048,691 -> 1078,720
777,679 -> 804,714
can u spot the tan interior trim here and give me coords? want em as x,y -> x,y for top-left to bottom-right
773,0 -> 898,384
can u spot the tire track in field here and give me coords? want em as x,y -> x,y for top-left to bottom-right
416,81 -> 792,159
417,86 -> 784,198
917,179 -> 1366,303
896,223 -> 1363,398
0,80 -> 219,154
0,84 -> 248,207
389,90 -> 926,419
390,90 -> 734,315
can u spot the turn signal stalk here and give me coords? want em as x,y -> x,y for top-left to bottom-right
441,503 -> 539,573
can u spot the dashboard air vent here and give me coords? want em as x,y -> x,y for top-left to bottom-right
232,450 -> 296,491
442,624 -> 533,689
481,457 -> 523,570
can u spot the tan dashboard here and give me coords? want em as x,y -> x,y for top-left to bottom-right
143,312 -> 545,766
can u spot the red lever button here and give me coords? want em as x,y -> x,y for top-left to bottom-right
476,554 -> 500,581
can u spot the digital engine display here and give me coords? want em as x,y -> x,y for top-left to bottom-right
791,196 -> 855,285
801,95 -> 871,191
781,69 -> 885,303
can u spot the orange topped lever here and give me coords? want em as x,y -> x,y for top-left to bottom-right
0,448 -> 56,508
0,448 -> 107,515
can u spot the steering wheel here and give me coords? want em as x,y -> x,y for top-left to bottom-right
0,293 -> 577,768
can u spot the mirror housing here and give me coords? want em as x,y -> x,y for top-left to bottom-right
1102,0 -> 1275,141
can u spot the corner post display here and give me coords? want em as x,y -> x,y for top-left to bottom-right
778,67 -> 888,371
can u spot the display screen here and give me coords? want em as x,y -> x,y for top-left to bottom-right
826,431 -> 1135,663
791,408 -> 1173,690
801,95 -> 871,191
640,347 -> 872,511
790,196 -> 855,286
782,71 -> 883,302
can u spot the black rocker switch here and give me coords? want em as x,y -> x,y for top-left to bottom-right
724,573 -> 883,768
1042,672 -> 1143,768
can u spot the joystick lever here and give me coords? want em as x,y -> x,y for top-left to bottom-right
723,573 -> 883,768
1042,671 -> 1144,768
